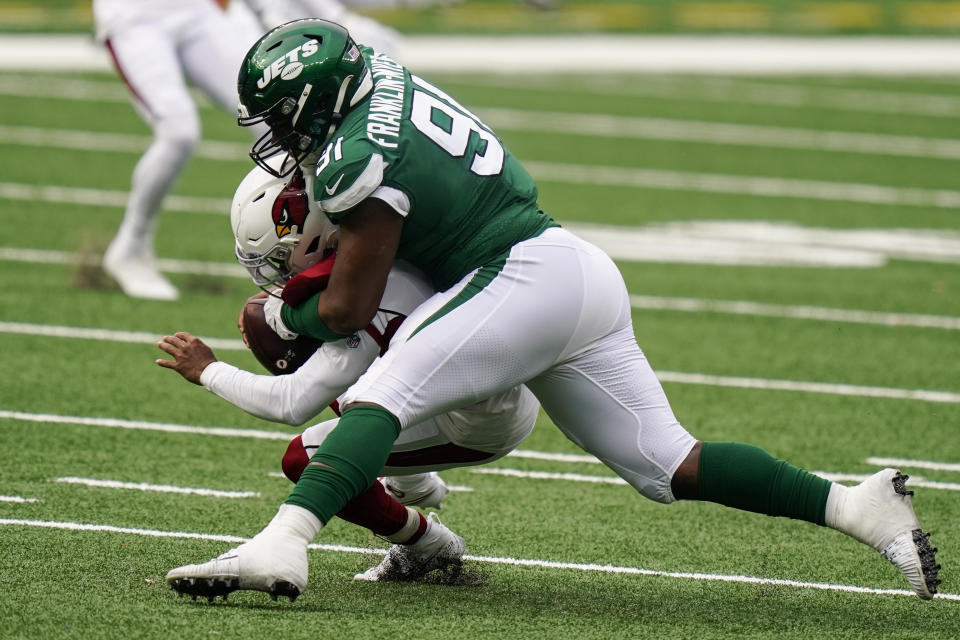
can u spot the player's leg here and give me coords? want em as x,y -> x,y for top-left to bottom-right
525,260 -> 939,598
283,424 -> 453,510
102,21 -> 198,300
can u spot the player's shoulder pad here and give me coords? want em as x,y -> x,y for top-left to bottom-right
312,133 -> 384,218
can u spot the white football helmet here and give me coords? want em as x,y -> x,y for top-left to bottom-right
231,160 -> 338,290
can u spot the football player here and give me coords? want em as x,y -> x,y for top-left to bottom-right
157,162 -> 539,590
167,20 -> 940,603
94,0 -> 269,300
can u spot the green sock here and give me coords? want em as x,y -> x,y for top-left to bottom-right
697,441 -> 832,525
285,405 -> 400,524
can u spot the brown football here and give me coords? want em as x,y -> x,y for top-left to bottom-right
241,297 -> 323,375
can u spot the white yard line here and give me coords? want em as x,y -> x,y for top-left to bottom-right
655,371 -> 960,403
0,125 -> 248,161
629,295 -> 960,331
7,115 -> 960,161
472,468 -> 627,485
0,410 -> 292,441
464,74 -> 960,119
476,108 -> 960,160
813,472 -> 960,492
5,159 -> 960,210
523,160 -> 960,209
506,450 -> 600,464
53,477 -> 258,499
0,321 -> 246,351
0,182 -> 229,214
0,496 -> 40,503
1,517 -> 955,601
865,457 -> 960,473
477,467 -> 960,493
9,34 -> 960,75
266,471 -> 474,492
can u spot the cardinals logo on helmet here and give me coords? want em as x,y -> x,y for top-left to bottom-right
272,169 -> 309,239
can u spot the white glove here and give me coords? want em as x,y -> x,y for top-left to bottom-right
263,294 -> 299,341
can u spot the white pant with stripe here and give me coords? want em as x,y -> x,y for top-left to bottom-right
340,227 -> 698,503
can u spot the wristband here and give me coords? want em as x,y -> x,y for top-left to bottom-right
280,291 -> 353,342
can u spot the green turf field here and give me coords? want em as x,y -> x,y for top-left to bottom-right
1,57 -> 959,638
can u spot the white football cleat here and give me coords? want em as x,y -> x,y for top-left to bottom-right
167,505 -> 316,602
103,246 -> 179,301
827,468 -> 940,599
381,472 -> 450,510
354,513 -> 464,582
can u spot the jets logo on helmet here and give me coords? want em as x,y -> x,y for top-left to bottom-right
272,170 -> 309,239
256,38 -> 319,89
237,19 -> 373,178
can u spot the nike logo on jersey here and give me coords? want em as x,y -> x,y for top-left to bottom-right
257,39 -> 320,89
325,174 -> 344,196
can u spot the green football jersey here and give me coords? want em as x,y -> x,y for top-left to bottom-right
312,49 -> 556,291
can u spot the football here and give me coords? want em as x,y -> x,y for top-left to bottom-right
240,297 -> 323,375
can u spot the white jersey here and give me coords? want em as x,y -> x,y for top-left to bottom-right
200,261 -> 538,455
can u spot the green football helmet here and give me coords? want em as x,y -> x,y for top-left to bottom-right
237,19 -> 370,177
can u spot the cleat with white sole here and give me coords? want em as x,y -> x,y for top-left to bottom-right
828,468 -> 940,599
354,513 -> 464,582
166,522 -> 309,602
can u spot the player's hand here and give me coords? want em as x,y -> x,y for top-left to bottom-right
155,331 -> 217,385
263,294 -> 299,340
239,291 -> 270,347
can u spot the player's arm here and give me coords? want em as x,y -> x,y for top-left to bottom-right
282,197 -> 403,338
199,338 -> 376,425
157,330 -> 380,425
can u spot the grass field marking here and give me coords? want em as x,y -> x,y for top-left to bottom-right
506,449 -> 600,463
0,496 -> 40,503
265,472 -> 475,493
8,157 -> 960,210
813,471 -> 960,492
0,124 -> 249,161
0,410 -> 293,441
0,181 -> 230,214
475,467 -> 960,493
657,371 -> 960,404
0,247 -> 246,278
0,320 -> 247,351
866,457 -> 960,473
464,75 -> 960,119
471,468 -> 626,485
11,113 -> 960,161
2,517 -> 957,602
4,70 -> 960,119
524,160 -> 960,209
53,477 -> 260,499
478,107 -> 960,160
629,295 -> 960,331
4,299 -> 960,351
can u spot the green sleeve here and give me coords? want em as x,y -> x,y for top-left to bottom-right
280,292 -> 353,342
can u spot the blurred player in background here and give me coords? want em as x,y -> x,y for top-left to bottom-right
156,162 -> 539,584
230,0 -> 402,58
93,0 -> 268,300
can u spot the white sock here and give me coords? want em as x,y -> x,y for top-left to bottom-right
259,504 -> 324,544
